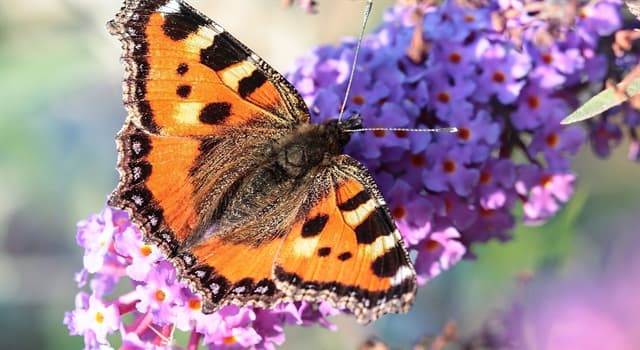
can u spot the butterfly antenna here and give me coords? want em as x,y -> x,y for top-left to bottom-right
347,126 -> 459,133
336,2 -> 457,136
338,0 -> 373,124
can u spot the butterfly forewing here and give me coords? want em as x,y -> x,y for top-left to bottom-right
109,0 -> 308,136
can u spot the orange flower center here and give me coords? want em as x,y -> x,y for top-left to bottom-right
392,206 -> 407,219
394,130 -> 408,138
188,298 -> 201,311
154,289 -> 166,302
457,127 -> 471,141
545,133 -> 559,148
410,153 -> 426,168
425,239 -> 440,251
578,8 -> 589,19
95,311 -> 104,324
140,245 -> 152,257
448,52 -> 462,64
223,336 -> 237,345
542,53 -> 553,64
464,14 -> 476,23
443,159 -> 456,173
596,126 -> 610,137
539,174 -> 553,188
444,198 -> 453,213
352,95 -> 365,105
479,171 -> 491,185
373,129 -> 386,138
479,208 -> 495,217
492,71 -> 506,83
437,92 -> 451,103
527,95 -> 540,110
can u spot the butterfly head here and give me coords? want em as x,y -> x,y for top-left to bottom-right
334,114 -> 363,131
326,114 -> 363,147
271,115 -> 362,180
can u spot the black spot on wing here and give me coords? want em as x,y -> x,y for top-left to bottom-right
238,70 -> 267,98
301,214 -> 329,238
200,32 -> 248,72
176,63 -> 189,75
176,85 -> 191,98
337,252 -> 352,261
338,190 -> 371,211
317,247 -> 331,257
199,102 -> 231,124
161,6 -> 209,41
370,245 -> 404,278
354,207 -> 394,244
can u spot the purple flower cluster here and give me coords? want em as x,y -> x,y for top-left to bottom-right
286,0 -> 624,282
64,206 -> 337,350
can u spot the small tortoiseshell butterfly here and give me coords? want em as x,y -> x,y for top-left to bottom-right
108,0 -> 416,323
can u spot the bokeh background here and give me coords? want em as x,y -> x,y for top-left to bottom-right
1,0 -> 638,349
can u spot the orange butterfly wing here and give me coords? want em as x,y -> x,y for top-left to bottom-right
110,0 -> 308,137
274,156 -> 416,322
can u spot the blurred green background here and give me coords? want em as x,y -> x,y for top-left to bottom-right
1,1 -> 638,349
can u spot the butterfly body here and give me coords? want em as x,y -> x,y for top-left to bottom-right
109,0 -> 416,323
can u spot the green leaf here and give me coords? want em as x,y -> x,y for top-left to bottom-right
561,78 -> 640,125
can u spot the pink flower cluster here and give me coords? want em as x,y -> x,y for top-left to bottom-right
64,206 -> 337,350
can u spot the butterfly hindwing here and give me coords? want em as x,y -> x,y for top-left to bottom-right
178,237 -> 285,312
110,121 -> 200,255
110,121 -> 272,256
274,155 -> 416,323
108,0 -> 309,136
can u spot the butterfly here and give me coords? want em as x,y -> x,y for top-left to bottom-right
108,0 -> 416,323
